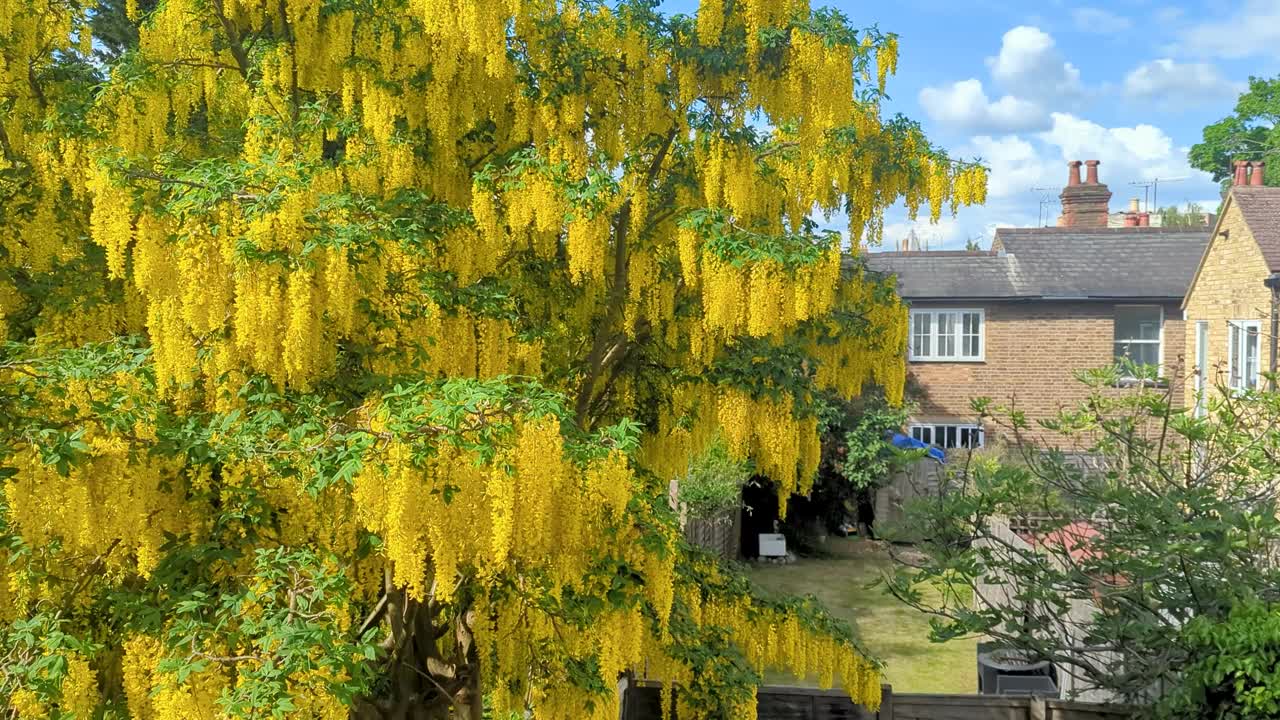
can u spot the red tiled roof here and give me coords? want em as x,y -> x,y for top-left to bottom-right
1019,521 -> 1100,563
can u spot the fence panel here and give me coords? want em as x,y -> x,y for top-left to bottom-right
620,682 -> 1137,720
1045,700 -> 1136,720
757,686 -> 875,720
682,507 -> 740,560
891,694 -> 1029,720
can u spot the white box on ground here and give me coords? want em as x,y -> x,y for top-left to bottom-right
758,533 -> 787,557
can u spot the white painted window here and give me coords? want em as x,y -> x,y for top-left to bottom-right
1113,305 -> 1162,370
908,309 -> 984,362
910,423 -> 985,449
1228,320 -> 1262,392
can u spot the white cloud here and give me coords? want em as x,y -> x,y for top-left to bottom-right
1031,114 -> 1219,210
986,26 -> 1084,103
1178,0 -> 1280,59
1071,8 -> 1133,34
1039,113 -> 1199,182
1123,59 -> 1243,108
918,79 -> 1048,134
963,135 -> 1055,199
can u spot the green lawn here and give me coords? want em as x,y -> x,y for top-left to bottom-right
746,537 -> 977,694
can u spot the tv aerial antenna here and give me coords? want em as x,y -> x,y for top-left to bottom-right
1030,187 -> 1059,227
1129,177 -> 1188,212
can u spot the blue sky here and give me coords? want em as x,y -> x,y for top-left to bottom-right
661,0 -> 1280,249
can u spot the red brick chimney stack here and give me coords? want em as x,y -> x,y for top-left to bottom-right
1251,160 -> 1266,186
1234,160 -> 1250,186
1058,159 -> 1112,228
1138,212 -> 1150,227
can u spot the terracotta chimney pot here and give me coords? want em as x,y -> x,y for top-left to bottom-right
1085,160 -> 1101,185
1235,160 -> 1250,186
1252,160 -> 1267,186
1068,161 -> 1083,187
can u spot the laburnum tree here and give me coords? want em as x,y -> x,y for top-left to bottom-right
0,1 -> 985,718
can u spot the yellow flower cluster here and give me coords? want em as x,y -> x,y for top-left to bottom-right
3,377 -> 196,584
353,413 -> 638,601
369,300 -> 543,381
122,635 -> 228,720
640,381 -> 822,517
718,388 -> 821,517
697,246 -> 842,342
810,271 -> 910,406
6,652 -> 100,720
702,601 -> 883,710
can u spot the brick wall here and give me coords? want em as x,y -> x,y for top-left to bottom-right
906,300 -> 1186,446
1181,197 -> 1273,408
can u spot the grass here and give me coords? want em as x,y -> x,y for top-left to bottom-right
746,537 -> 978,695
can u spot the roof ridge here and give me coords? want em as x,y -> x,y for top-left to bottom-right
864,250 -> 999,257
995,226 -> 1210,234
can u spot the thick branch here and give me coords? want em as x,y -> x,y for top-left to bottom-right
573,127 -> 678,424
209,0 -> 254,82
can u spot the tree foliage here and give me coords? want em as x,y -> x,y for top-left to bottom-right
886,367 -> 1280,705
1165,599 -> 1280,719
0,1 -> 984,718
1156,203 -> 1209,229
1190,76 -> 1280,186
677,441 -> 751,522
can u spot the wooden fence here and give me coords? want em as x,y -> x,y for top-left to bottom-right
621,682 -> 1136,720
681,506 -> 740,561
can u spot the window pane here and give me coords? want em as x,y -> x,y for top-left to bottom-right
911,426 -> 925,443
1247,325 -> 1260,389
962,312 -> 982,358
912,313 -> 931,358
938,313 -> 956,357
945,426 -> 958,448
1114,306 -> 1161,342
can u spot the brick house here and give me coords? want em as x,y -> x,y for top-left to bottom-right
1182,160 -> 1280,412
867,162 -> 1211,448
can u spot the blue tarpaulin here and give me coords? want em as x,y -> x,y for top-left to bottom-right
890,433 -> 946,463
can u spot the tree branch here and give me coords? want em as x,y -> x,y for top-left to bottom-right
573,127 -> 678,424
209,0 -> 254,83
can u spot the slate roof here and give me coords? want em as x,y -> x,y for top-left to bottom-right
865,227 -> 1210,301
1231,187 -> 1280,272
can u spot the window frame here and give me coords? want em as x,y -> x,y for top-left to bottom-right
908,308 -> 985,363
1227,319 -> 1263,392
909,423 -> 986,450
1112,304 -> 1164,372
1194,321 -> 1209,417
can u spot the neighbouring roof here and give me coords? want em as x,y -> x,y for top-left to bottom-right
865,227 -> 1210,301
1230,187 -> 1280,272
1019,521 -> 1100,563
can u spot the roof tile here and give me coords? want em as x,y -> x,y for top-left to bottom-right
865,227 -> 1209,300
1231,187 -> 1280,272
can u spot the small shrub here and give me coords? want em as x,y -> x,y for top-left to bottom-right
1160,599 -> 1280,719
679,441 -> 751,520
